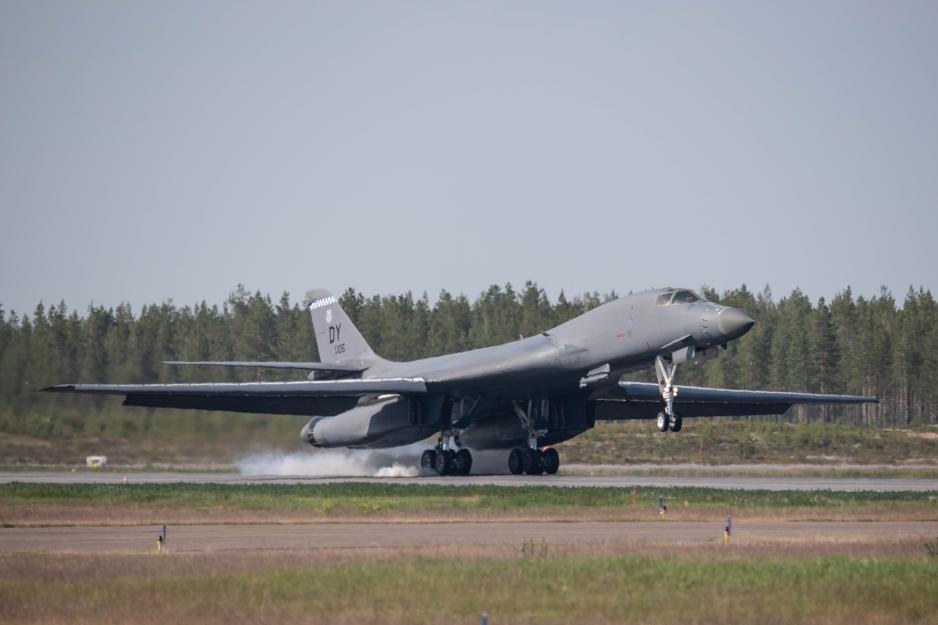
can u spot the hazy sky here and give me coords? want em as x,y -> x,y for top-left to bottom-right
2,1 -> 936,315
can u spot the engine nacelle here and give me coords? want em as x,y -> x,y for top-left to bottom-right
301,396 -> 436,449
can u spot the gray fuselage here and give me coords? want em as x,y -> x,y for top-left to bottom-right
363,288 -> 749,400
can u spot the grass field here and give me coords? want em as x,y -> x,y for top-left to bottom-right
2,552 -> 937,625
3,483 -> 937,525
3,420 -> 938,466
562,464 -> 938,478
4,484 -> 938,624
560,420 -> 938,465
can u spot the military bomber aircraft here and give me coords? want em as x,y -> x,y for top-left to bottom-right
46,287 -> 877,475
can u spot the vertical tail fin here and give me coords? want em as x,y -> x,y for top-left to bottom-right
304,289 -> 381,366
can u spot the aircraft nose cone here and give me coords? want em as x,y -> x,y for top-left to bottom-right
718,308 -> 754,339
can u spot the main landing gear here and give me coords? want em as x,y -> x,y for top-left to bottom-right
422,443 -> 560,477
421,447 -> 472,476
508,447 -> 560,475
506,401 -> 560,475
422,400 -> 563,477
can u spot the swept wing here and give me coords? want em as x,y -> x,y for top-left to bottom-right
163,361 -> 364,372
43,378 -> 427,417
595,381 -> 878,419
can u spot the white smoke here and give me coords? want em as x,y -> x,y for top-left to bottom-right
374,463 -> 421,478
237,445 -> 511,477
237,445 -> 425,478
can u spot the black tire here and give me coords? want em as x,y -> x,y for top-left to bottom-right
656,412 -> 669,432
434,449 -> 452,475
522,448 -> 543,475
421,449 -> 437,470
456,449 -> 473,475
670,414 -> 683,432
508,448 -> 524,475
541,448 -> 560,475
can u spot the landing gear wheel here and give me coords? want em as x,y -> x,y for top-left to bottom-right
669,413 -> 683,432
541,448 -> 560,475
455,449 -> 473,475
434,449 -> 453,475
522,448 -> 543,475
421,449 -> 437,471
657,412 -> 669,432
508,448 -> 525,475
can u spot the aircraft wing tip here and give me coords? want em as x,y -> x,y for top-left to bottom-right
42,384 -> 75,393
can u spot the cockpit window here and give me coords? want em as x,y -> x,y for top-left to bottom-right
657,289 -> 702,306
671,290 -> 700,304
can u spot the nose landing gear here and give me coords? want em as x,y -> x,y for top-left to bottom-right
657,411 -> 683,432
669,413 -> 682,432
655,355 -> 684,433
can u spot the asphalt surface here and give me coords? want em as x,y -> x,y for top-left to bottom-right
3,521 -> 936,554
2,471 -> 938,491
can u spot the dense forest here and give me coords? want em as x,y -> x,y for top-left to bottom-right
1,282 -> 936,441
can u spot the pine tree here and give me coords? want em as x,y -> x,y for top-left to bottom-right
809,298 -> 840,421
519,281 -> 551,338
429,290 -> 470,356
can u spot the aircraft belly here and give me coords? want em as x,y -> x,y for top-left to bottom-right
457,396 -> 595,450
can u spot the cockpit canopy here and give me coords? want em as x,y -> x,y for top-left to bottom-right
656,289 -> 704,306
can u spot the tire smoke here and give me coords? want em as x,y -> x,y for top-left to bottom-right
236,445 -> 511,477
237,445 -> 424,477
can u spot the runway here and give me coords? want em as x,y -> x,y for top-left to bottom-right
3,520 -> 936,554
2,471 -> 937,491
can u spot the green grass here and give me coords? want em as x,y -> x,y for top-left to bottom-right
560,420 -> 938,465
2,555 -> 937,624
4,418 -> 938,466
2,482 -> 936,515
0,464 -> 237,473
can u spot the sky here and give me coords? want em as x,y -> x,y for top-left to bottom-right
1,1 -> 936,315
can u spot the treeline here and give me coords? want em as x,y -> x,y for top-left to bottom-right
1,283 -> 936,436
